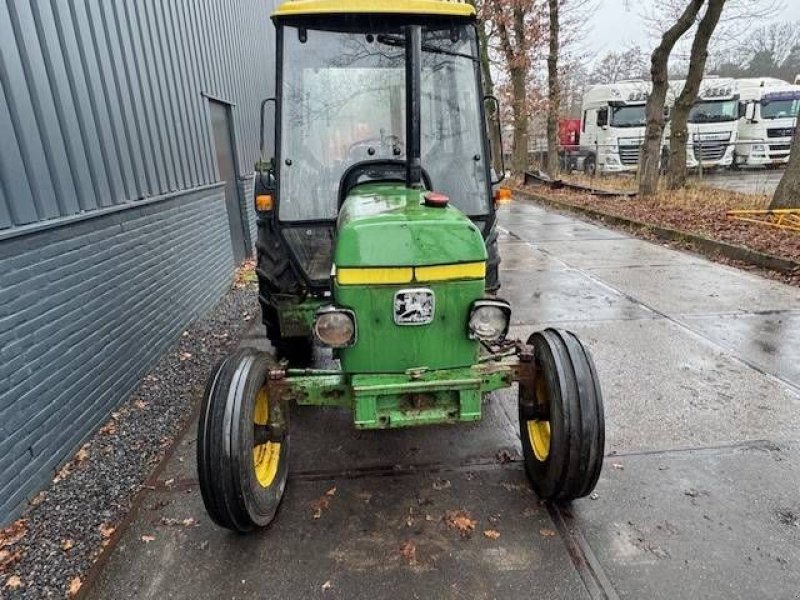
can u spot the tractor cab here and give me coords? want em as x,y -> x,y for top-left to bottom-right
198,0 -> 605,533
254,0 -> 501,359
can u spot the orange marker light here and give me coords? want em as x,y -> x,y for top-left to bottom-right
255,194 -> 273,212
493,187 -> 512,204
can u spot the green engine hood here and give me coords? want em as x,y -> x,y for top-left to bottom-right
334,183 -> 487,268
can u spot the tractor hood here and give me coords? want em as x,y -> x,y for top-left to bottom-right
334,183 -> 487,268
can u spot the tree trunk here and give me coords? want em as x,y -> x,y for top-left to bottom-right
510,65 -> 529,174
546,0 -> 560,178
666,0 -> 726,190
477,17 -> 503,177
638,0 -> 706,197
770,106 -> 800,208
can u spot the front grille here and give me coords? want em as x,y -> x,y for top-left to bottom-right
693,141 -> 727,162
618,145 -> 641,166
769,144 -> 791,154
767,127 -> 795,139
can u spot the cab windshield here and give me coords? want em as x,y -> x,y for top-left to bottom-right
688,100 -> 738,123
761,98 -> 800,120
611,105 -> 646,128
278,24 -> 489,221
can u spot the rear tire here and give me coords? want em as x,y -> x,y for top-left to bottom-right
256,215 -> 313,364
197,348 -> 290,532
583,155 -> 596,176
519,329 -> 604,502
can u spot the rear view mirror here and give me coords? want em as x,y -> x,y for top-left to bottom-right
597,107 -> 609,128
258,97 -> 276,162
484,95 -> 506,185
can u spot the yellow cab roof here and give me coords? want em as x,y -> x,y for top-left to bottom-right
273,0 -> 476,19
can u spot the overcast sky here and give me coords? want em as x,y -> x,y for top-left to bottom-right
585,0 -> 800,57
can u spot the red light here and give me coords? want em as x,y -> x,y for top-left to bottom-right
424,192 -> 449,207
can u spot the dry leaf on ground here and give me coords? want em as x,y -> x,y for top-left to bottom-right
61,539 -> 74,551
325,486 -> 336,497
321,580 -> 332,591
432,479 -> 451,491
0,519 -> 27,549
445,510 -> 476,536
68,576 -> 82,596
4,575 -> 23,589
99,523 -> 116,539
539,528 -> 557,537
483,529 -> 501,540
0,549 -> 22,572
75,444 -> 91,462
140,535 -> 156,543
399,541 -> 417,565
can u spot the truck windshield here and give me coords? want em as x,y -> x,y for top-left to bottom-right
278,24 -> 489,221
761,99 -> 800,120
611,105 -> 646,128
688,100 -> 738,123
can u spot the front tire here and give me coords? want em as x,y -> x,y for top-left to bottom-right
197,348 -> 290,532
519,329 -> 604,502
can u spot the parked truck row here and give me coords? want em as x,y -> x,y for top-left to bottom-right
559,77 -> 800,175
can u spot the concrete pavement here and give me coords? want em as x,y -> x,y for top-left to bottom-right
85,200 -> 800,600
701,169 -> 784,195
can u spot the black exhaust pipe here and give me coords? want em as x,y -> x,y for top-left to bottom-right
405,25 -> 422,189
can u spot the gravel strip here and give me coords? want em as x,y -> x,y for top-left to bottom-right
0,271 -> 259,598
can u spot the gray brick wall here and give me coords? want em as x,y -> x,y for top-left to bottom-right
0,184 -> 234,522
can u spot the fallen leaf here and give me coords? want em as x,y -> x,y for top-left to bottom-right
324,486 -> 336,497
432,479 -> 451,491
68,576 -> 81,596
483,529 -> 501,540
539,528 -> 557,538
99,523 -> 115,539
0,549 -> 22,571
399,541 -> 417,565
445,510 -> 476,536
99,422 -> 117,436
140,535 -> 156,543
164,479 -> 175,487
311,492 -> 333,519
75,444 -> 91,462
321,580 -> 332,591
53,463 -> 72,483
0,519 -> 27,549
495,449 -> 513,464
134,400 -> 148,410
179,352 -> 192,361
4,575 -> 22,589
61,539 -> 74,551
181,518 -> 197,527
590,492 -> 599,500
612,463 -> 624,470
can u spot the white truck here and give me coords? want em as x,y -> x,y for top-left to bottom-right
578,80 -> 651,174
667,78 -> 738,171
733,77 -> 799,168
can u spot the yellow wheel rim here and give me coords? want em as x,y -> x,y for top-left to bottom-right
526,420 -> 551,461
253,387 -> 281,488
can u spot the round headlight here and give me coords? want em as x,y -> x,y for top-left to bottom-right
468,301 -> 510,342
314,309 -> 356,348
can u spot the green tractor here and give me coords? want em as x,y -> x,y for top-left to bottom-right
197,0 -> 605,532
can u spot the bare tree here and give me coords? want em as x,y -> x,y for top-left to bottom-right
546,0 -> 560,177
638,0 -> 706,197
666,0 -> 727,190
592,45 -> 649,84
771,107 -> 800,209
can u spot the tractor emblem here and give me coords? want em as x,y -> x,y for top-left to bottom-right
394,289 -> 435,325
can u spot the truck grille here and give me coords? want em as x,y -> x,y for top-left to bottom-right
769,144 -> 791,154
767,127 -> 795,138
618,144 -> 641,166
693,140 -> 727,162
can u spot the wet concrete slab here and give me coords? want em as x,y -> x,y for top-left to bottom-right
530,238 -> 705,269
702,170 -> 783,196
501,269 -> 653,325
583,263 -> 800,317
569,442 -> 800,600
497,240 -> 567,272
498,219 -> 629,243
682,312 -> 800,389
86,465 -> 590,600
509,319 -> 800,456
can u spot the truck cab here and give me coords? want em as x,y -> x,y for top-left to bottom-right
579,81 -> 650,174
668,78 -> 738,170
734,77 -> 799,168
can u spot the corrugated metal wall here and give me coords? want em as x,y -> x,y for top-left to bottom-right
0,0 -> 277,233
